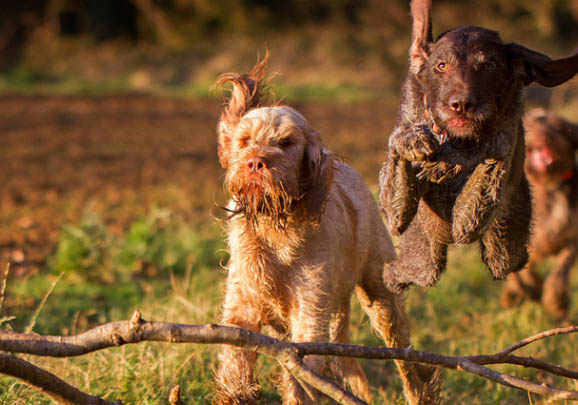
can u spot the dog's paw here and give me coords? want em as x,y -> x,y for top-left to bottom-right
382,267 -> 413,293
418,160 -> 462,183
390,125 -> 439,162
452,221 -> 480,245
213,384 -> 261,405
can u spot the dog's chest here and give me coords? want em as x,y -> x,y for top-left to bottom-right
420,173 -> 471,222
533,184 -> 578,252
227,223 -> 306,321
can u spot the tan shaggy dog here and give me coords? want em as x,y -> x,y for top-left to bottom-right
212,56 -> 437,405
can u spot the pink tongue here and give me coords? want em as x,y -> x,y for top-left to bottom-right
530,150 -> 551,172
449,118 -> 469,128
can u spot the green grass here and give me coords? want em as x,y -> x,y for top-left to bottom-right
1,211 -> 577,404
0,67 -> 394,104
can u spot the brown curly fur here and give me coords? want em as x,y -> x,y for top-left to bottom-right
501,109 -> 578,320
379,0 -> 578,293
213,55 -> 438,405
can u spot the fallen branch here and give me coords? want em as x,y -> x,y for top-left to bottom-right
1,310 -> 577,404
0,353 -> 121,405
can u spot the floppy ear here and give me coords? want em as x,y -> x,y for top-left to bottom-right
299,132 -> 334,224
409,0 -> 433,74
214,52 -> 272,168
562,121 -> 578,150
506,43 -> 578,87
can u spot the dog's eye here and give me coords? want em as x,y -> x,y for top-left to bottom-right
483,61 -> 496,71
279,138 -> 293,148
238,136 -> 250,148
435,62 -> 447,72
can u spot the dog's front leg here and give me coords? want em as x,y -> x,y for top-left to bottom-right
214,278 -> 262,405
542,246 -> 576,320
451,158 -> 509,244
380,124 -> 437,235
379,158 -> 421,235
281,288 -> 332,405
479,175 -> 531,279
452,127 -> 522,244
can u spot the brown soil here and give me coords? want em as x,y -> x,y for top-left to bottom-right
0,95 -> 397,276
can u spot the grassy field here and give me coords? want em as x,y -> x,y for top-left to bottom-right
0,96 -> 577,404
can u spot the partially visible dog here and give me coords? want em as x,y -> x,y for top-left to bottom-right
379,0 -> 578,292
501,109 -> 578,320
213,56 -> 436,405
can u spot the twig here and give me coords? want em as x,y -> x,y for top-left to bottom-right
0,353 -> 121,405
0,263 -> 10,315
497,326 -> 578,356
278,350 -> 366,405
25,272 -> 64,334
465,353 -> 578,380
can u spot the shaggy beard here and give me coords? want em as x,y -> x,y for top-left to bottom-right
226,178 -> 296,230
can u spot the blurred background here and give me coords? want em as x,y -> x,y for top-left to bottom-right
0,1 -> 577,404
1,0 -> 577,100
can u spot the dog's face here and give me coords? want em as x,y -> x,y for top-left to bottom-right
417,27 -> 511,140
409,0 -> 578,142
525,109 -> 578,176
221,106 -> 331,227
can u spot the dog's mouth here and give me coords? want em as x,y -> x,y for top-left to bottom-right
528,147 -> 553,172
234,186 -> 293,228
225,170 -> 297,229
444,117 -> 477,136
423,95 -> 489,142
434,110 -> 487,141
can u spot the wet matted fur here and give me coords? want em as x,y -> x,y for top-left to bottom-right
501,109 -> 578,320
213,56 -> 438,405
379,0 -> 578,292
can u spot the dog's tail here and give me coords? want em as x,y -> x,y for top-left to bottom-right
214,52 -> 274,167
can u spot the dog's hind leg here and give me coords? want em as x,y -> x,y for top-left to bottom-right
542,246 -> 576,320
356,274 -> 440,405
501,260 -> 543,308
383,217 -> 448,293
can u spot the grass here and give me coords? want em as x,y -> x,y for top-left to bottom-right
0,67 -> 395,104
1,209 -> 577,404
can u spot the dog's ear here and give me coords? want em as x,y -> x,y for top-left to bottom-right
506,44 -> 578,87
299,132 -> 334,224
214,52 -> 272,168
409,0 -> 433,74
562,121 -> 578,150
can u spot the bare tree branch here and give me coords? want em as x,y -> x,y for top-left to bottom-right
0,263 -> 9,314
496,325 -> 578,356
278,350 -> 367,405
466,353 -> 578,380
0,353 -> 121,405
1,310 -> 578,404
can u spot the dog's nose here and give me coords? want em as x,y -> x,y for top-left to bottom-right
246,156 -> 266,172
449,95 -> 473,114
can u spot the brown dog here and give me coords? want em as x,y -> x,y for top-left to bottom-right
213,57 -> 436,405
501,109 -> 578,320
379,0 -> 578,293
